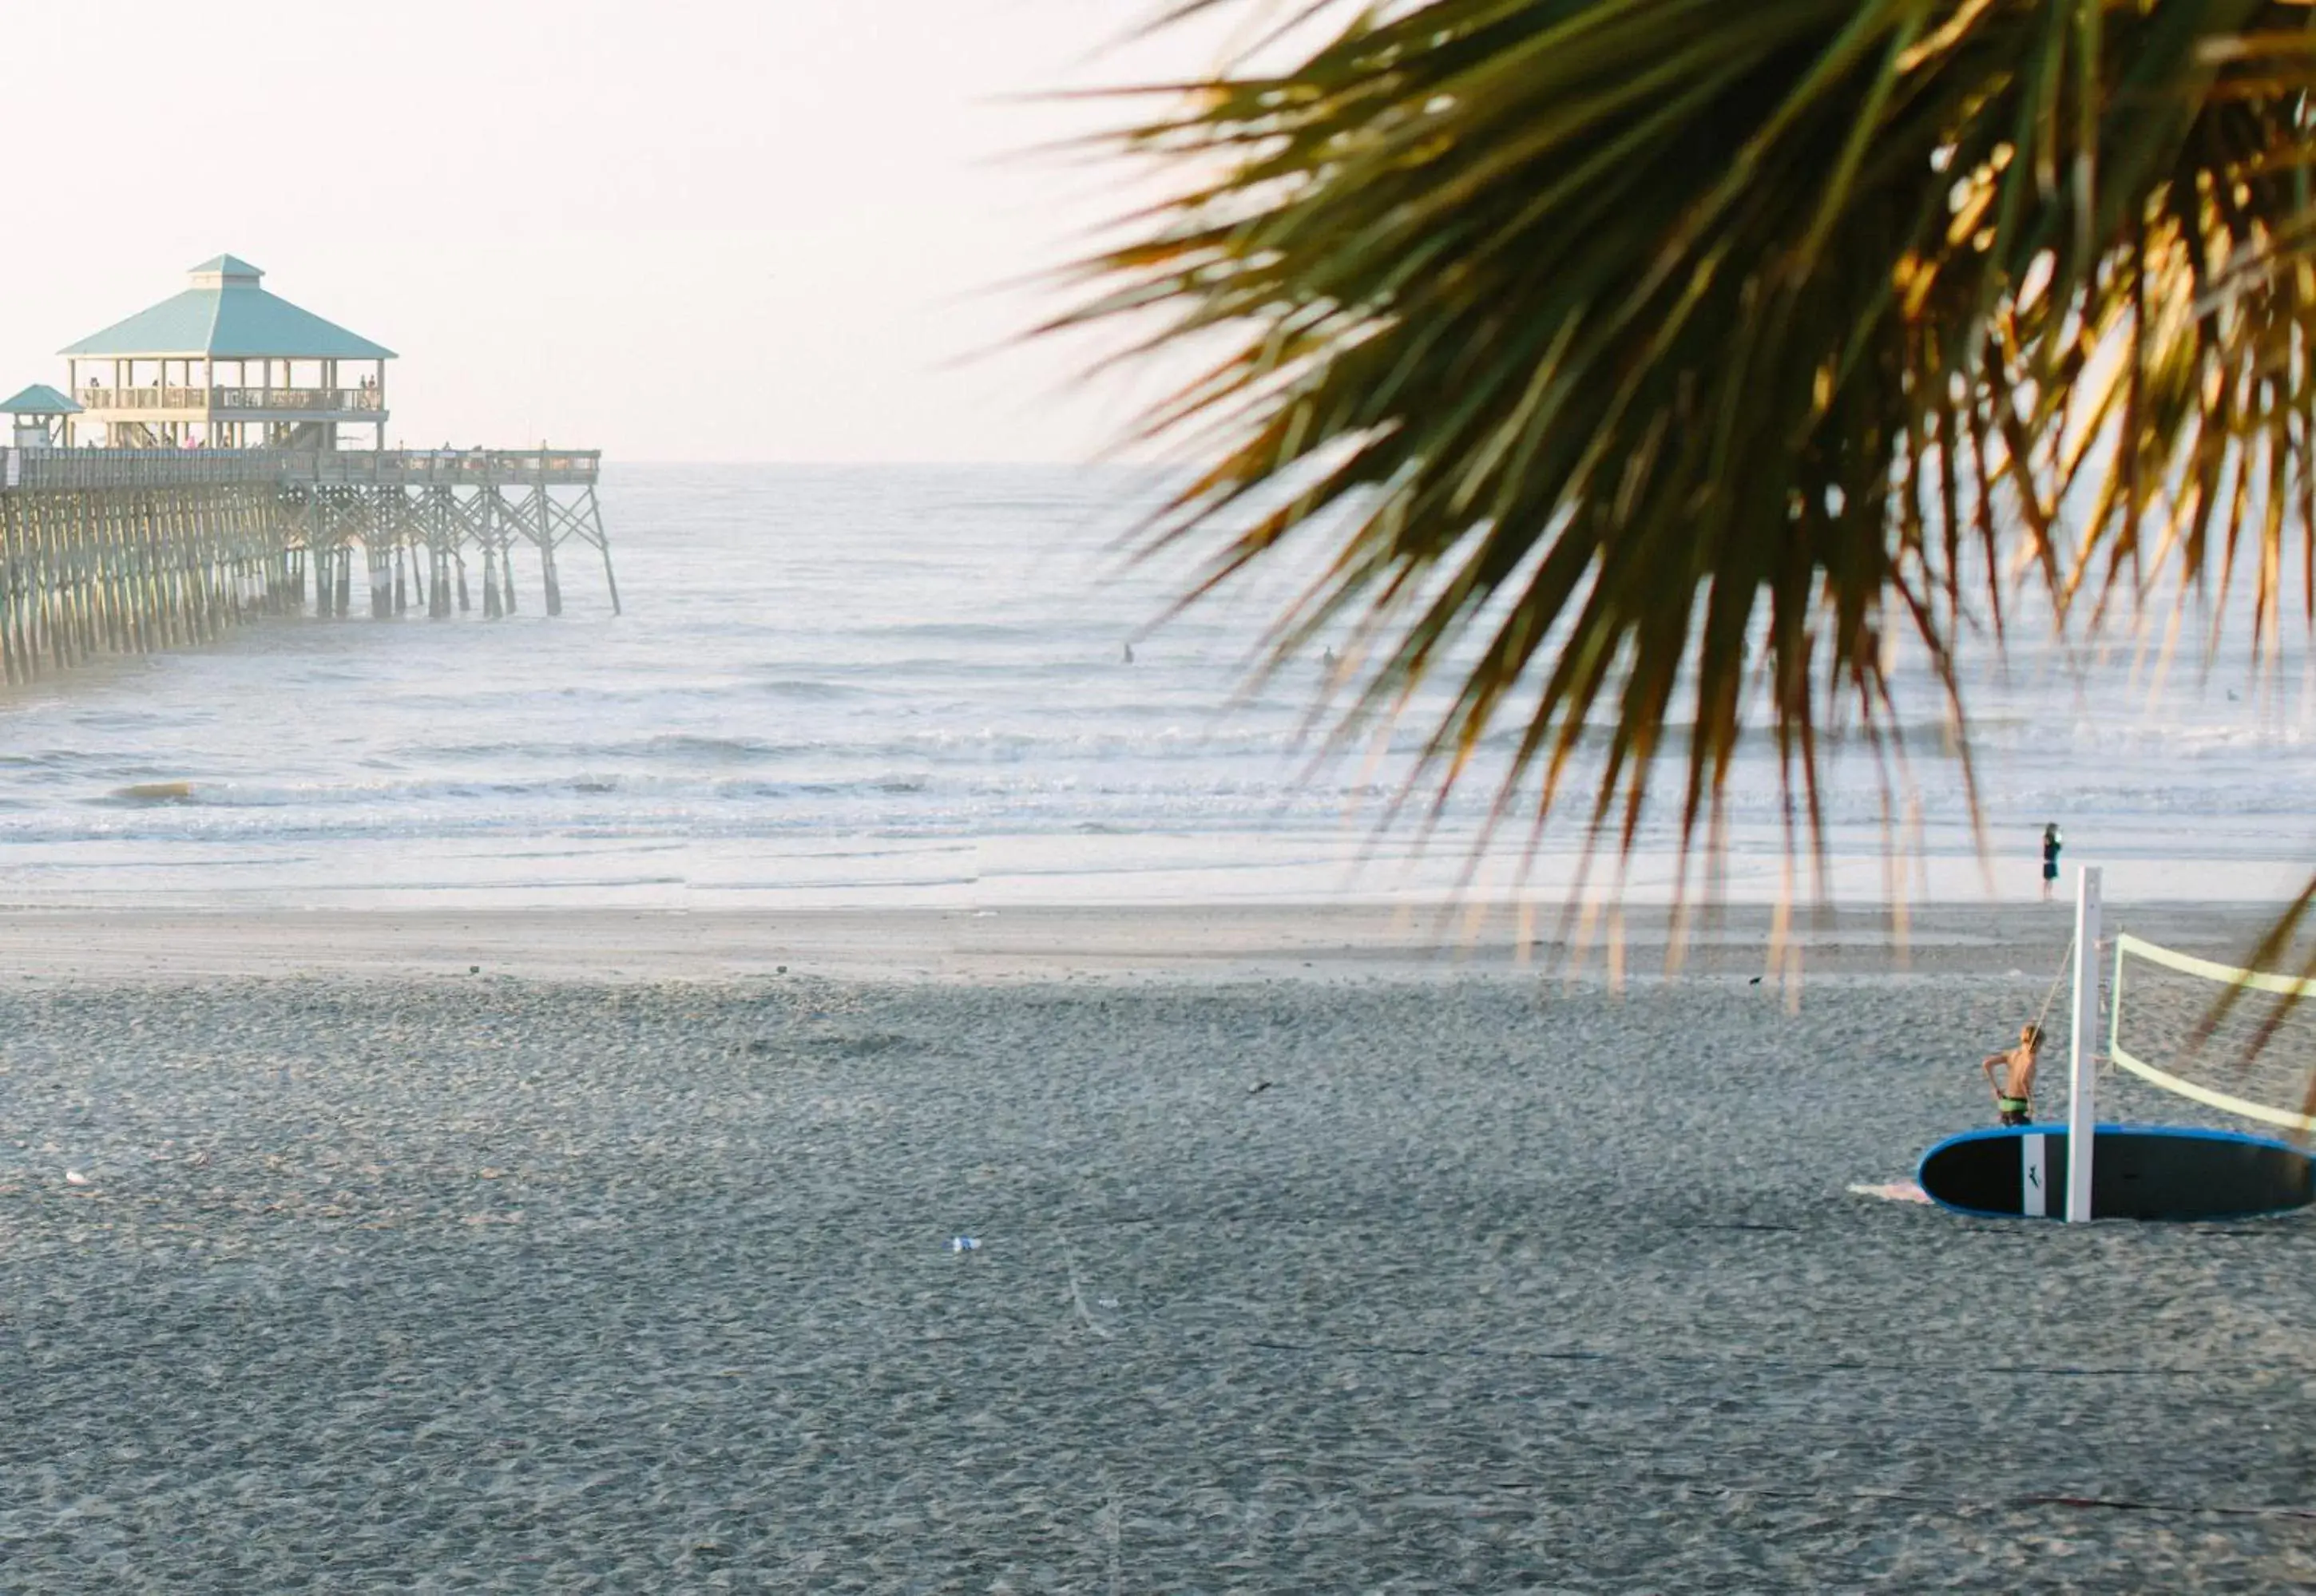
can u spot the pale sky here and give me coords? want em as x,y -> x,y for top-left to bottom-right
0,2 -> 1234,462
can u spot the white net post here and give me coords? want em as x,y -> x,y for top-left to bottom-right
2067,865 -> 2102,1223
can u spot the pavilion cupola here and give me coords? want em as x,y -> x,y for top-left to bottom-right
188,255 -> 264,290
61,255 -> 395,451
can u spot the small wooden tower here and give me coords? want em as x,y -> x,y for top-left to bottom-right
61,255 -> 394,450
0,384 -> 82,448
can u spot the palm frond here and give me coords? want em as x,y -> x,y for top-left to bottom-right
1056,0 -> 2316,909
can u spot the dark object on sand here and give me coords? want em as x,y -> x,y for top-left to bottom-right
1917,1124 -> 2314,1221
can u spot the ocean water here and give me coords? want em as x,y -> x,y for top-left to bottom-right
0,463 -> 2305,911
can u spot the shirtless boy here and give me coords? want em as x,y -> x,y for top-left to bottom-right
1983,1024 -> 2041,1126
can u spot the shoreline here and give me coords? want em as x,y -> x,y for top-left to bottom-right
0,834 -> 2302,918
0,897 -> 2295,984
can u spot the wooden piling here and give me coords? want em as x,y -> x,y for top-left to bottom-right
0,446 -> 617,679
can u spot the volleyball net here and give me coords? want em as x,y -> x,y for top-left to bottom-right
2108,933 -> 2316,1132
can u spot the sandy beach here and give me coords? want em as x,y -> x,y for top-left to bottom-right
2,902 -> 2313,1590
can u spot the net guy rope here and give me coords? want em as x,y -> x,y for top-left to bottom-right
2030,929 -> 2076,1051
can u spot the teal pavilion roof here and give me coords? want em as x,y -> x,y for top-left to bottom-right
61,256 -> 395,360
0,383 -> 81,415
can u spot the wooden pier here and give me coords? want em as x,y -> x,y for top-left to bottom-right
0,255 -> 617,686
0,446 -> 616,686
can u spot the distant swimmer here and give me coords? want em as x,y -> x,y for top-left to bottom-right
2040,823 -> 2062,901
1123,642 -> 1134,664
1983,1024 -> 2042,1127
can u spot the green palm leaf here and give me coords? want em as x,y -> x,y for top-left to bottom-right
1058,0 -> 2316,910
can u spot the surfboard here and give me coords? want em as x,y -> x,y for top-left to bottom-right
1917,1124 -> 2314,1221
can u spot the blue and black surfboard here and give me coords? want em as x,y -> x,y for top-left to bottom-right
1917,1124 -> 2314,1221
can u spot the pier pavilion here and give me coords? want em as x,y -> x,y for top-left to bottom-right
0,385 -> 81,449
63,256 -> 391,450
0,255 -> 615,683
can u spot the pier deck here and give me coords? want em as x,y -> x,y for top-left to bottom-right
8,446 -> 599,489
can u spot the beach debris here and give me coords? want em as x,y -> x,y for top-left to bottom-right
1749,976 -> 1763,985
950,1236 -> 981,1252
469,965 -> 481,975
1848,1179 -> 1932,1205
776,965 -> 787,974
63,1169 -> 91,1186
1247,1081 -> 1275,1095
1061,1234 -> 1113,1338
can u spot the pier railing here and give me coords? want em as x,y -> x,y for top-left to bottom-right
77,386 -> 387,414
3,446 -> 600,491
302,449 -> 601,486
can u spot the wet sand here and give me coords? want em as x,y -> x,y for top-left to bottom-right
0,905 -> 2310,1588
0,897 -> 2286,983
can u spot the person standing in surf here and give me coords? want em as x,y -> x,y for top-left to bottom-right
1983,1024 -> 2042,1126
2040,823 -> 2062,901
